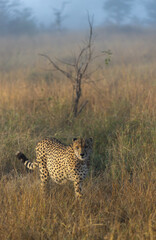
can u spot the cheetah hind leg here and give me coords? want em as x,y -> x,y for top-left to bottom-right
39,163 -> 50,197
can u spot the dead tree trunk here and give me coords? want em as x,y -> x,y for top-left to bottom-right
40,16 -> 111,118
73,75 -> 82,117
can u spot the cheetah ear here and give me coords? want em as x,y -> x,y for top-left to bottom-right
73,138 -> 77,142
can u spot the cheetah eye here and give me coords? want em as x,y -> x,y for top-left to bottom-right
76,146 -> 79,149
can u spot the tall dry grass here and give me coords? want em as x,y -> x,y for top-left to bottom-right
0,29 -> 156,239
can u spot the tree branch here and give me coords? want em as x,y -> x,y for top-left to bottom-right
39,54 -> 74,81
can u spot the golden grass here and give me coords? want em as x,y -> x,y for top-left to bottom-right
0,29 -> 156,239
0,164 -> 155,240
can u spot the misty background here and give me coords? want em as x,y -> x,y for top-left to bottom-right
1,0 -> 156,35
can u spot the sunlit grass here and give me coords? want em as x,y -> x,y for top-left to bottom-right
0,30 -> 156,239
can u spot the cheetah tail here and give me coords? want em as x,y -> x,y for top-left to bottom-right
16,151 -> 38,170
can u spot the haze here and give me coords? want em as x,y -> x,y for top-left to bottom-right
0,0 -> 156,35
20,0 -> 156,29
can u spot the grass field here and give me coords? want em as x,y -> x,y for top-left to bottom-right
0,28 -> 156,239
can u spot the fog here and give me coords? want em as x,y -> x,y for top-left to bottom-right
21,0 -> 104,28
20,0 -> 155,27
0,0 -> 156,35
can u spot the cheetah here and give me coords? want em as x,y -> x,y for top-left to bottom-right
16,137 -> 93,199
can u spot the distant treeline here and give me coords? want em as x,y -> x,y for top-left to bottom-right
0,0 -> 38,35
1,0 -> 156,35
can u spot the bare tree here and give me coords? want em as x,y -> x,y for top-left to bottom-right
40,17 -> 111,118
52,1 -> 69,31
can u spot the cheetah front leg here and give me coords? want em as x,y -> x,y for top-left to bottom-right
74,181 -> 83,199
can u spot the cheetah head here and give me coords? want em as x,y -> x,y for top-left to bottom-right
72,138 -> 93,161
